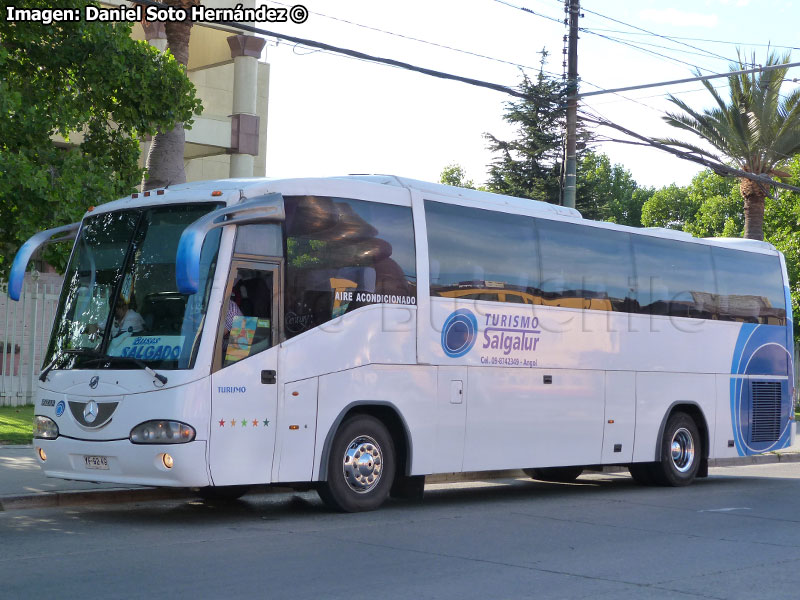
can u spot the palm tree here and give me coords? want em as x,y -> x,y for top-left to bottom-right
659,51 -> 800,240
142,0 -> 200,191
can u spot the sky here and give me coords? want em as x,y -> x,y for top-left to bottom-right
258,0 -> 800,190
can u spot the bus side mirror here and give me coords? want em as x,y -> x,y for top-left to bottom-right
8,222 -> 81,301
175,193 -> 285,295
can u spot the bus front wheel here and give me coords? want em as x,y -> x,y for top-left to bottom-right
653,411 -> 701,486
318,414 -> 396,512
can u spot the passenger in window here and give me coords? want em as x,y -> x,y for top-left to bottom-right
225,294 -> 244,334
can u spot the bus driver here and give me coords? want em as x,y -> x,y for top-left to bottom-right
111,301 -> 145,337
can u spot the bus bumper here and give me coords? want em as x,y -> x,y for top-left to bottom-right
34,438 -> 210,488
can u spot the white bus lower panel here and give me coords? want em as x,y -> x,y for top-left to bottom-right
34,438 -> 210,488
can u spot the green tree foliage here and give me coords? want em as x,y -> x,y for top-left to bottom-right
576,151 -> 653,226
0,0 -> 202,275
641,171 -> 742,234
682,173 -> 742,238
641,185 -> 696,230
660,51 -> 800,240
445,151 -> 651,227
763,158 -> 800,327
484,60 -> 567,204
439,163 -> 475,189
482,61 -> 651,224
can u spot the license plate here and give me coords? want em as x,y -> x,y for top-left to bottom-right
84,455 -> 109,470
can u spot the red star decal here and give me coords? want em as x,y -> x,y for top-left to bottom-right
219,419 -> 225,427
252,419 -> 259,427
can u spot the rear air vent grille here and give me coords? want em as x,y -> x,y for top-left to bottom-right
751,381 -> 781,443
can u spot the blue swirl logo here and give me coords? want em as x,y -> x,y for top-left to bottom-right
55,400 -> 65,417
441,309 -> 479,358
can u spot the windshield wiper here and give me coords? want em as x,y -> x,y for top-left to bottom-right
39,358 -> 59,382
63,349 -> 168,385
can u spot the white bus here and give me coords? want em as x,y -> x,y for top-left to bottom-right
10,176 -> 795,511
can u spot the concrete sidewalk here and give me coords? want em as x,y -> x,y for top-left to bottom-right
0,445 -> 197,510
2,426 -> 800,510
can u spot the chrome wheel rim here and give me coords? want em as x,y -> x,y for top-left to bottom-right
670,428 -> 695,473
342,435 -> 383,493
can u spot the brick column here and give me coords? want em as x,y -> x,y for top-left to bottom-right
227,35 -> 266,178
141,20 -> 167,52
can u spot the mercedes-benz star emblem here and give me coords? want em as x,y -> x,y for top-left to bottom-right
89,376 -> 99,389
83,401 -> 99,424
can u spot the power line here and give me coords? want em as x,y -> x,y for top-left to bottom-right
578,61 -> 800,98
580,79 -> 667,116
584,31 -> 736,63
578,27 -> 800,51
579,111 -> 800,193
573,3 -> 735,63
580,28 -> 716,73
270,0 -> 558,76
491,0 -> 565,25
133,0 -> 529,99
134,0 -> 799,175
586,83 -> 729,107
489,0 -> 718,74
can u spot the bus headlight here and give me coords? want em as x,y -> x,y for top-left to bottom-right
130,420 -> 195,444
34,416 -> 59,440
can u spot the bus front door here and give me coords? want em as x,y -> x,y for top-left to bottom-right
209,261 -> 281,486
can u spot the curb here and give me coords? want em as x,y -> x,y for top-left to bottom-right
0,483 -> 297,512
2,452 -> 799,511
0,487 -> 195,511
709,451 -> 800,467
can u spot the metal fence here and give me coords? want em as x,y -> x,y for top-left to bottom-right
0,273 -> 62,407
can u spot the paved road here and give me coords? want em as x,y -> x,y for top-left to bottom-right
1,463 -> 799,600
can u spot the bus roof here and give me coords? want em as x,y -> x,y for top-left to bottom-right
91,175 -> 779,255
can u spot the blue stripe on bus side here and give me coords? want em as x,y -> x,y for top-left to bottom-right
730,323 -> 793,456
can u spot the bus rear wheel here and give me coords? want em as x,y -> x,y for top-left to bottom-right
318,414 -> 396,512
523,466 -> 584,482
653,412 -> 701,486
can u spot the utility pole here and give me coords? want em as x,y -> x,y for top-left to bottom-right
563,0 -> 580,209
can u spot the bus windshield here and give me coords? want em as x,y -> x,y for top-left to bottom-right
44,204 -> 222,372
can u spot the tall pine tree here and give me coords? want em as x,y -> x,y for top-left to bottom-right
484,53 -> 567,204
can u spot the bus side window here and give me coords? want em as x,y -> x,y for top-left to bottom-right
633,236 -> 715,318
537,218 -> 633,311
425,200 -> 539,304
712,246 -> 786,325
220,266 -> 275,368
283,195 -> 417,339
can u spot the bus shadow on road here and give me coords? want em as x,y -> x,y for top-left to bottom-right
73,471 -> 765,527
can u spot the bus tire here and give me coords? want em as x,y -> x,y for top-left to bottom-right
523,466 -> 583,482
653,411 -> 701,486
318,414 -> 396,512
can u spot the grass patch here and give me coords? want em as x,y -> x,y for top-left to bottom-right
0,404 -> 34,445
